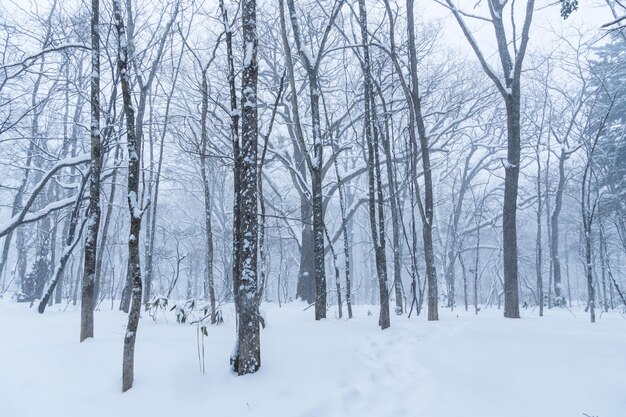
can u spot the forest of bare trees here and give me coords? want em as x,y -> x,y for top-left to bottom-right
0,0 -> 625,392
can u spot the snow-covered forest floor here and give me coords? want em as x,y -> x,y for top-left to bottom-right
1,300 -> 624,417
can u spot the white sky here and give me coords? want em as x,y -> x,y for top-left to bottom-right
422,0 -> 616,62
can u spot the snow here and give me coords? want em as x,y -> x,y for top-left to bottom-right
244,41 -> 255,67
0,300 -> 624,417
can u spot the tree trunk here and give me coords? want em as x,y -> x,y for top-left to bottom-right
550,148 -> 567,306
95,146 -> 120,303
114,0 -> 143,391
39,175 -> 89,313
535,142 -> 544,316
233,0 -> 261,374
334,162 -> 352,319
200,70 -> 217,323
407,0 -> 438,321
358,0 -> 390,329
503,98 -> 521,318
81,0 -> 101,342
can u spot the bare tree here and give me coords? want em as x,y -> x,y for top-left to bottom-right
442,0 -> 536,318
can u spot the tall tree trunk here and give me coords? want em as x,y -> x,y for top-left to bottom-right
474,210 -> 481,315
219,0 -> 241,321
599,220 -> 609,312
200,70 -> 216,323
550,148 -> 567,306
358,0 -> 390,329
445,0 -> 535,318
407,0 -> 438,321
119,0 -> 179,312
114,0 -> 143,391
277,0 -> 314,304
535,141 -> 544,316
377,91 -> 403,315
334,162 -> 352,318
233,0 -> 261,374
81,0 -> 102,342
95,146 -> 120,302
503,97 -> 521,318
310,88 -> 326,321
284,0 -> 343,320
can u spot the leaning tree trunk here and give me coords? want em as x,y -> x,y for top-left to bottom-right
114,0 -> 143,392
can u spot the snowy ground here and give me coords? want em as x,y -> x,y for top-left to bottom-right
1,300 -> 624,417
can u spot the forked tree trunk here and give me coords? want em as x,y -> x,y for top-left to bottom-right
358,0 -> 390,330
284,0 -> 344,319
445,0 -> 536,319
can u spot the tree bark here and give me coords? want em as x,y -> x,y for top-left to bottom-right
233,0 -> 261,374
114,0 -> 143,391
407,0 -> 438,321
550,147 -> 567,306
358,0 -> 390,329
535,139 -> 544,316
200,69 -> 217,323
81,0 -> 101,342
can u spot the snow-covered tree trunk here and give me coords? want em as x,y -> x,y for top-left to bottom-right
232,0 -> 261,375
357,0 -> 390,330
80,0 -> 102,342
284,0 -> 346,319
445,0 -> 537,319
39,174 -> 89,313
219,0 -> 242,316
113,0 -> 143,391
